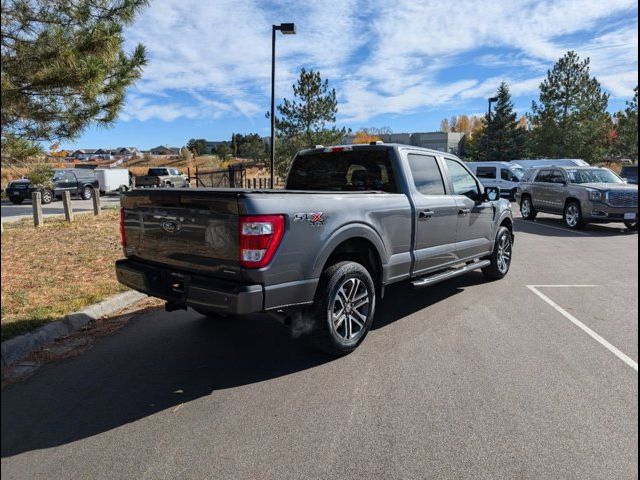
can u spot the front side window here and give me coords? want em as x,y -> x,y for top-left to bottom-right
502,168 -> 523,182
445,159 -> 480,200
407,154 -> 446,195
551,170 -> 566,184
476,167 -> 497,179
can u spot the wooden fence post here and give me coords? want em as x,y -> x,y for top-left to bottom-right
32,191 -> 43,227
253,178 -> 256,189
92,188 -> 101,215
62,191 -> 74,222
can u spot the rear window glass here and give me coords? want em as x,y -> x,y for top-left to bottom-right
286,149 -> 398,192
148,168 -> 169,176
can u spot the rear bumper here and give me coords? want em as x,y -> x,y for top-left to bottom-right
5,189 -> 31,200
115,259 -> 263,314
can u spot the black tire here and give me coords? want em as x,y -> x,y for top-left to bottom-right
564,201 -> 585,229
309,261 -> 376,356
9,197 -> 23,205
520,195 -> 537,220
624,220 -> 638,231
40,189 -> 53,204
81,186 -> 93,200
482,226 -> 513,280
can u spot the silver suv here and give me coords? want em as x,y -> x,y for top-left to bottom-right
516,166 -> 638,231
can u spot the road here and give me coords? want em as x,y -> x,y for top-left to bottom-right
1,196 -> 121,222
1,210 -> 637,479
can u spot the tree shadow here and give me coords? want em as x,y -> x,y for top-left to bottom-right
2,272 -> 487,458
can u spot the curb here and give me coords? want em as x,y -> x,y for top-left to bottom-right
1,290 -> 147,367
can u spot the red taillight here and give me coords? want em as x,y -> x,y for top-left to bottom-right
239,215 -> 284,268
119,208 -> 126,247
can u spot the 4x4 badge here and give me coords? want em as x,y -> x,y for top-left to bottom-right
293,212 -> 324,226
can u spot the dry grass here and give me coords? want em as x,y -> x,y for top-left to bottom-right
1,210 -> 127,341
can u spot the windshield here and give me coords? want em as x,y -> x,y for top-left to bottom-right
511,167 -> 525,180
567,169 -> 624,184
286,149 -> 398,192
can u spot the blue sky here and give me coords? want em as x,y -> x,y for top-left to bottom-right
60,0 -> 638,150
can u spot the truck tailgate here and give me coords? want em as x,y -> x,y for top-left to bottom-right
121,190 -> 241,279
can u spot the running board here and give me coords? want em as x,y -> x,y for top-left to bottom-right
411,260 -> 491,288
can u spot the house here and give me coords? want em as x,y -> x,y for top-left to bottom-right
150,145 -> 180,156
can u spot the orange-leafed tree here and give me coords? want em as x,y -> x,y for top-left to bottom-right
353,130 -> 382,144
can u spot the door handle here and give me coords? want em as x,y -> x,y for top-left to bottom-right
458,208 -> 471,216
418,210 -> 434,219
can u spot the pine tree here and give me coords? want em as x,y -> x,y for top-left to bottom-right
1,0 -> 148,143
273,68 -> 347,176
614,86 -> 638,162
466,83 -> 527,161
528,51 -> 610,164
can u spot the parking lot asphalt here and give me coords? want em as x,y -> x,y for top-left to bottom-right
1,196 -> 121,222
1,209 -> 637,479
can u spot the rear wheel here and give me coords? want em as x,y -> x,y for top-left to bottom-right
482,226 -> 513,280
564,201 -> 585,229
81,186 -> 93,200
624,220 -> 638,231
309,261 -> 376,356
520,196 -> 537,220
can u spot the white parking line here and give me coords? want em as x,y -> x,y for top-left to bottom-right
527,285 -> 638,371
515,218 -> 591,236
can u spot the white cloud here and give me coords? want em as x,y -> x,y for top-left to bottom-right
121,0 -> 638,124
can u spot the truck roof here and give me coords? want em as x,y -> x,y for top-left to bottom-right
299,143 -> 456,158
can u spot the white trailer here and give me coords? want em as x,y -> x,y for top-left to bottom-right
95,168 -> 131,194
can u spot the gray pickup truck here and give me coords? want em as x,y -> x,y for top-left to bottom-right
116,144 -> 514,354
135,167 -> 189,188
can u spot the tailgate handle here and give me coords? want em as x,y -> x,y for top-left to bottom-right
458,208 -> 471,216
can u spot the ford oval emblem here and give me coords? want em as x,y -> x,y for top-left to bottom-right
161,220 -> 181,233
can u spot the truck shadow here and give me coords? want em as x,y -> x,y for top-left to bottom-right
1,273 -> 484,458
515,217 -> 636,237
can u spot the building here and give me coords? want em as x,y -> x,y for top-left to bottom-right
69,149 -> 112,161
342,131 -> 466,155
150,145 -> 180,156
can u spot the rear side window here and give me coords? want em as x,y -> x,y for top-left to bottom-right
286,149 -> 398,192
476,167 -> 497,179
407,154 -> 446,195
535,170 -> 553,182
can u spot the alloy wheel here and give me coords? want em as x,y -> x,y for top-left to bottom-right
497,233 -> 512,274
330,277 -> 370,342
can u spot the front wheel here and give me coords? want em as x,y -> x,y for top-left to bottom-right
41,189 -> 53,204
564,201 -> 585,229
624,220 -> 638,231
520,196 -> 537,220
309,261 -> 376,356
482,226 -> 513,280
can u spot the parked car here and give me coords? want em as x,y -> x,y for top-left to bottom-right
465,162 -> 525,200
620,165 -> 638,185
134,167 -> 189,188
516,166 -> 638,230
5,169 -> 99,205
95,168 -> 131,194
116,143 -> 514,355
511,159 -> 589,169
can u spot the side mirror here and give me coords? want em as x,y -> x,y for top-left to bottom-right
484,187 -> 500,201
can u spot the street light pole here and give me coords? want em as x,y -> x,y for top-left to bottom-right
486,96 -> 498,160
270,23 -> 296,189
